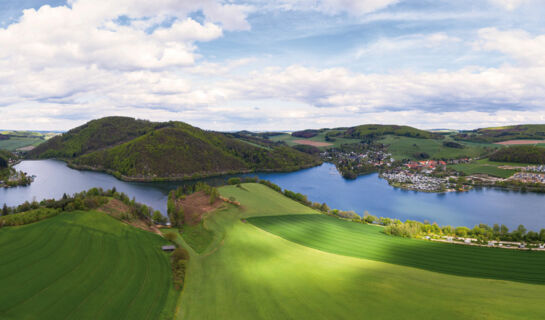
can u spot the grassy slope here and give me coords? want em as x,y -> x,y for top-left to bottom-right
270,131 -> 359,149
380,135 -> 498,160
249,214 -> 545,283
0,211 -> 177,320
177,183 -> 545,320
448,163 -> 516,178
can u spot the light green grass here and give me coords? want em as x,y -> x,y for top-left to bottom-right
249,214 -> 545,284
181,222 -> 215,253
448,163 -> 516,178
270,131 -> 359,149
379,135 -> 498,160
177,183 -> 545,319
0,137 -> 44,151
0,210 -> 177,320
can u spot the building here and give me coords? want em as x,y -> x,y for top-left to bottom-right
161,245 -> 176,251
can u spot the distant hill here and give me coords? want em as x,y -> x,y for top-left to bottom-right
490,145 -> 545,164
344,124 -> 440,140
454,125 -> 545,143
29,117 -> 320,181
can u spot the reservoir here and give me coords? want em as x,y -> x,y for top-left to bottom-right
1,160 -> 544,230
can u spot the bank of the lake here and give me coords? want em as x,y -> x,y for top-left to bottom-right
1,160 -> 544,230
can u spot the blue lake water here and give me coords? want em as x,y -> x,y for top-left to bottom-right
1,160 -> 545,230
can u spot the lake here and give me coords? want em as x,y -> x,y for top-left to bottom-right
1,160 -> 545,230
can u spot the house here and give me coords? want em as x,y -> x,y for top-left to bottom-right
161,245 -> 176,252
487,241 -> 494,247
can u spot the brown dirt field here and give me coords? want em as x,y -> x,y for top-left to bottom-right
495,140 -> 545,145
293,139 -> 333,147
177,191 -> 224,226
98,198 -> 162,235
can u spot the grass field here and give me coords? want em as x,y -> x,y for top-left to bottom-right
270,131 -> 359,149
379,135 -> 498,160
248,214 -> 545,283
0,131 -> 57,151
176,183 -> 545,319
0,210 -> 177,320
448,163 -> 516,178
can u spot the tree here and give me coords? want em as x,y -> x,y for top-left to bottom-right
500,224 -> 509,236
152,210 -> 167,224
516,224 -> 527,236
538,229 -> 545,242
2,203 -> 8,216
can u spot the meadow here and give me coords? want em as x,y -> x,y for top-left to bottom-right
378,135 -> 498,160
248,214 -> 545,283
176,183 -> 545,319
0,131 -> 56,151
448,163 -> 516,178
270,131 -> 359,149
0,210 -> 177,320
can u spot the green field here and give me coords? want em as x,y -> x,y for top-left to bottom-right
175,183 -> 545,319
0,210 -> 177,319
379,135 -> 498,160
0,131 -> 57,151
448,163 -> 516,178
270,131 -> 359,149
248,214 -> 545,283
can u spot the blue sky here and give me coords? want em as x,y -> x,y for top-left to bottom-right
1,0 -> 545,130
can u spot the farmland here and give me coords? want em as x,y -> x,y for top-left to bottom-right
248,214 -> 545,283
270,131 -> 359,149
175,183 -> 545,319
448,163 -> 516,178
378,135 -> 498,160
0,131 -> 58,151
0,210 -> 177,320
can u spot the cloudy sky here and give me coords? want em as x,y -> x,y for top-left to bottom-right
1,0 -> 545,131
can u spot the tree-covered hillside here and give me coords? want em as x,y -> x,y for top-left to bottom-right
455,125 -> 545,143
28,117 -> 157,158
345,124 -> 440,140
29,117 -> 320,180
490,145 -> 545,164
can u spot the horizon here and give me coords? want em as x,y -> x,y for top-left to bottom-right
1,1 -> 545,130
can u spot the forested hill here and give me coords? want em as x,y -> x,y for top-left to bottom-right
454,125 -> 545,143
344,124 -> 440,140
490,146 -> 545,164
28,117 -> 321,180
27,117 -> 157,158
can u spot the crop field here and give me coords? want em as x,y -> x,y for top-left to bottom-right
0,131 -> 57,151
448,163 -> 516,178
0,211 -> 176,320
379,135 -> 498,160
248,214 -> 545,283
176,183 -> 545,319
270,131 -> 359,149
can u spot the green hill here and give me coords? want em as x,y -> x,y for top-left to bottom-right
490,145 -> 545,164
174,183 -> 545,319
28,117 -> 157,158
0,210 -> 176,319
345,124 -> 440,140
455,124 -> 545,143
29,117 -> 320,180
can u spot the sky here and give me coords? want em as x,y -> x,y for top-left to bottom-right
1,0 -> 545,131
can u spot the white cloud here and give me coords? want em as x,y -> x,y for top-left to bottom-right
276,0 -> 399,15
489,0 -> 528,10
477,28 -> 545,67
